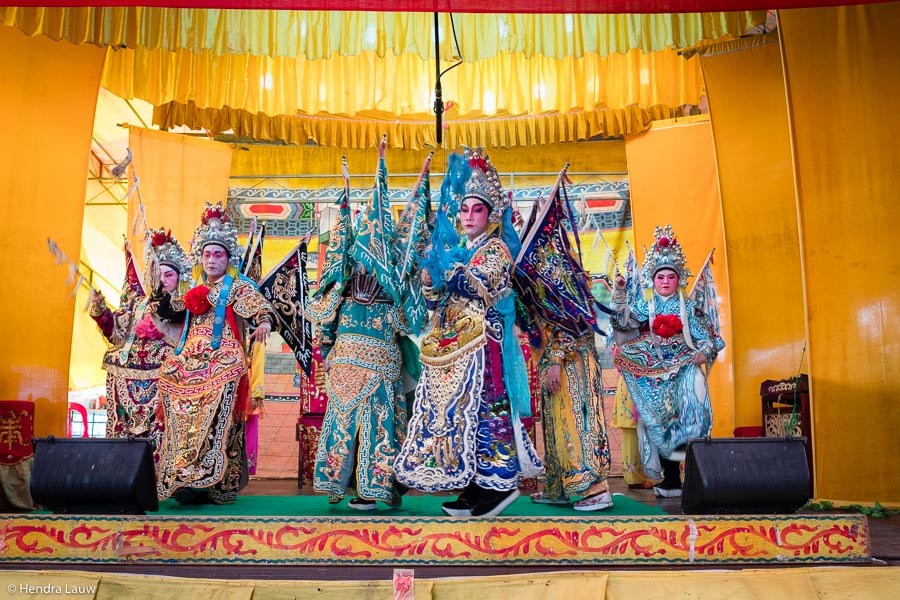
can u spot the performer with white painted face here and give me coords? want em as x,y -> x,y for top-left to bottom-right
612,226 -> 724,498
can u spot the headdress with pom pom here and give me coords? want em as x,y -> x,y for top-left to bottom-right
147,228 -> 191,280
640,224 -> 693,289
463,147 -> 509,225
146,227 -> 192,295
189,202 -> 242,279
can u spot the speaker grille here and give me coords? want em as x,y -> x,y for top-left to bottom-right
30,437 -> 158,514
682,437 -> 811,515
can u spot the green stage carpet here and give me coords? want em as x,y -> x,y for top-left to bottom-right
154,492 -> 665,517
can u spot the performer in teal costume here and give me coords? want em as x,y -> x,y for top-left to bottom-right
612,225 -> 724,498
309,143 -> 427,509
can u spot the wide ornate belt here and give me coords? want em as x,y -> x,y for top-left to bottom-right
420,312 -> 486,365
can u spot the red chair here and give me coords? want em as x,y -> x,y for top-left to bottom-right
67,402 -> 90,438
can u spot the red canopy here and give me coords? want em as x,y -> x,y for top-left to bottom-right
3,1 -> 891,14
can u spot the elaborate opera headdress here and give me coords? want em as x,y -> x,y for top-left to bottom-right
640,224 -> 692,289
147,228 -> 191,284
463,147 -> 509,225
189,202 -> 242,268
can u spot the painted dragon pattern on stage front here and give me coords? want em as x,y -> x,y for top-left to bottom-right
0,514 -> 868,566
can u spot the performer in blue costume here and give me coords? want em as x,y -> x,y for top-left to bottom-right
611,225 -> 724,498
395,148 -> 541,517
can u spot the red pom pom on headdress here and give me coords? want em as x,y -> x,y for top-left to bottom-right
184,285 -> 212,315
201,206 -> 227,225
151,229 -> 173,248
468,156 -> 489,172
658,237 -> 670,248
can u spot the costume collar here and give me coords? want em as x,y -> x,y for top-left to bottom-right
466,232 -> 488,250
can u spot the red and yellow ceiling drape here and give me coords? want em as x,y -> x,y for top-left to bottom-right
2,7 -> 766,148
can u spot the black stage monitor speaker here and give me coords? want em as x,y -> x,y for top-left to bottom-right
681,437 -> 810,515
30,437 -> 158,514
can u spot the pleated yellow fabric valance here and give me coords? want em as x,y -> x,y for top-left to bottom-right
103,45 -> 703,118
0,7 -> 765,61
152,101 -> 677,149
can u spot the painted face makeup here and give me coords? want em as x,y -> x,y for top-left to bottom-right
653,269 -> 679,296
201,244 -> 229,281
160,265 -> 179,292
460,197 -> 491,241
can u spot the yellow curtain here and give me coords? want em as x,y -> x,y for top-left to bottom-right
779,3 -> 900,503
127,127 -> 234,272
624,116 -> 735,437
0,25 -> 106,436
103,46 -> 705,120
0,7 -> 765,61
153,101 -> 677,150
699,34 -> 806,430
69,285 -> 109,392
229,140 -> 627,180
69,197 -> 131,392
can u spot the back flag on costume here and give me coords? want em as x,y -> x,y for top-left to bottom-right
259,241 -> 313,375
393,151 -> 434,334
623,243 -> 642,307
242,219 -> 266,283
122,240 -> 145,297
690,249 -> 723,371
350,135 -> 400,304
316,157 -> 353,298
515,166 -> 604,337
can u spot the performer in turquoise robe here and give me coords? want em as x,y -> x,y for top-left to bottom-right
611,225 -> 724,498
309,144 -> 421,509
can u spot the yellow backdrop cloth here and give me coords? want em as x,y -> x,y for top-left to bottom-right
0,8 -> 765,62
779,2 -> 900,504
103,46 -> 704,127
624,115 -> 735,437
153,101 -> 678,150
0,25 -> 105,436
229,140 -> 627,181
127,127 -> 233,272
699,34 -> 807,430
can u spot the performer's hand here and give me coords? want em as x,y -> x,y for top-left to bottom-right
149,283 -> 166,302
545,364 -> 562,395
614,273 -> 626,290
421,269 -> 433,286
252,321 -> 272,344
89,289 -> 105,308
323,358 -> 332,372
692,351 -> 706,366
